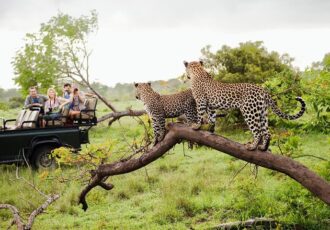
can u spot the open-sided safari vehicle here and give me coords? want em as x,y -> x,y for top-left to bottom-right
0,96 -> 98,169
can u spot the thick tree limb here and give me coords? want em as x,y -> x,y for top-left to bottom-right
97,109 -> 146,124
79,123 -> 330,210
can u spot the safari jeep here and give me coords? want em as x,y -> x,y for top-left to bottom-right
0,96 -> 97,169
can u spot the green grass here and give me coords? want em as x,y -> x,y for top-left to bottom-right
0,105 -> 329,229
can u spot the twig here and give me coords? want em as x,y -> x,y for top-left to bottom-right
277,138 -> 284,155
226,162 -> 249,186
15,166 -> 48,199
293,154 -> 329,162
182,141 -> 192,158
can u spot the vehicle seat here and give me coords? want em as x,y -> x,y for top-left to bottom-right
45,106 -> 71,127
21,110 -> 39,128
5,110 -> 27,130
5,110 -> 40,130
72,97 -> 97,126
75,97 -> 97,119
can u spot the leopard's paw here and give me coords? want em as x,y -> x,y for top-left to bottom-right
245,142 -> 257,151
191,123 -> 202,130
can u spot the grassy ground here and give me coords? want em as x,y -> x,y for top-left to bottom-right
0,104 -> 329,229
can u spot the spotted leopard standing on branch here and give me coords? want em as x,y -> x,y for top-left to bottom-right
183,60 -> 306,151
135,82 -> 211,145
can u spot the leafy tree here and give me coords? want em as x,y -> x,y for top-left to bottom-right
302,53 -> 330,133
201,41 -> 294,83
12,11 -> 98,95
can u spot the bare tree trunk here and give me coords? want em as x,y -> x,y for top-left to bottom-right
79,123 -> 330,211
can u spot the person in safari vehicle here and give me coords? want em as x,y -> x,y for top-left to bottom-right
42,88 -> 70,126
68,85 -> 96,119
24,86 -> 48,112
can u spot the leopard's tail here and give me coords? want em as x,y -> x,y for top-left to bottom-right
268,96 -> 306,120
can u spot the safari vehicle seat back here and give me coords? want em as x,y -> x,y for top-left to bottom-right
5,110 -> 27,130
76,97 -> 97,119
85,97 -> 97,117
21,110 -> 39,128
15,110 -> 26,127
45,107 -> 70,127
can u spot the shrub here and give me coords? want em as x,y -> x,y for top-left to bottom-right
0,102 -> 8,110
9,96 -> 25,109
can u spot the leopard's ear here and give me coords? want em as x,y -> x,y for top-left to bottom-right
147,82 -> 151,86
134,82 -> 138,87
183,61 -> 188,67
199,60 -> 204,66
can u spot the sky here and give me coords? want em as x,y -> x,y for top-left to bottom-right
1,0 -> 330,89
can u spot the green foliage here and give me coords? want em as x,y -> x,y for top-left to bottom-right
8,96 -> 25,109
0,102 -> 9,111
12,11 -> 98,94
201,41 -> 294,84
53,140 -> 116,169
302,54 -> 330,133
272,130 -> 302,157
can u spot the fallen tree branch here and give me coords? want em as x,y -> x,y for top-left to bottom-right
0,194 -> 60,230
79,123 -> 330,210
25,194 -> 60,229
0,204 -> 24,230
214,217 -> 291,229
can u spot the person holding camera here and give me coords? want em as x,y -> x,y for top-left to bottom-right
43,88 -> 70,126
68,86 -> 96,119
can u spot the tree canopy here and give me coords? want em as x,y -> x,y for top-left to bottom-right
201,41 -> 295,83
12,11 -> 98,94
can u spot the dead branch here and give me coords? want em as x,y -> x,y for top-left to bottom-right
79,123 -> 330,211
0,204 -> 24,230
215,218 -> 278,229
25,194 -> 60,229
1,165 -> 60,229
0,194 -> 59,230
97,109 -> 146,124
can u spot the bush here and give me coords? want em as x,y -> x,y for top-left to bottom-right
302,61 -> 330,133
0,102 -> 8,110
9,96 -> 25,109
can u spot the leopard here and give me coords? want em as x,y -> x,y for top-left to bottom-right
134,82 -> 215,145
183,60 -> 306,151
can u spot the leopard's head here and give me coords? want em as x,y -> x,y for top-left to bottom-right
183,60 -> 204,80
134,82 -> 152,100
